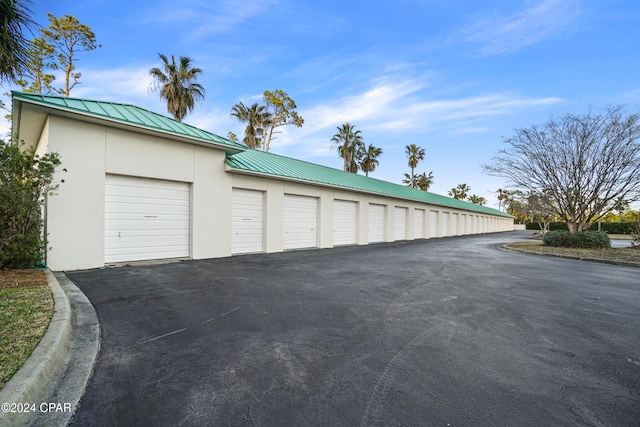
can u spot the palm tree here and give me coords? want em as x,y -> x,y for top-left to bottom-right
359,144 -> 382,177
402,173 -> 416,188
331,123 -> 364,173
496,188 -> 512,211
416,171 -> 434,191
231,101 -> 270,149
405,144 -> 425,188
149,53 -> 205,121
0,0 -> 36,84
448,183 -> 470,200
468,194 -> 487,205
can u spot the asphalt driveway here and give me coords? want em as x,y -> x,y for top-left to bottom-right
66,232 -> 640,426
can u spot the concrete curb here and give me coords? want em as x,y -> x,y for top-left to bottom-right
500,244 -> 640,268
0,271 -> 100,427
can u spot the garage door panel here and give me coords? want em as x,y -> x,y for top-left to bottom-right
441,212 -> 450,237
106,210 -> 190,219
452,213 -> 458,235
334,200 -> 357,246
368,204 -> 385,243
284,195 -> 317,250
105,199 -> 189,213
105,219 -> 189,231
394,207 -> 407,241
414,209 -> 424,239
106,191 -> 189,207
106,188 -> 188,201
105,247 -> 188,262
429,210 -> 438,238
105,235 -> 188,249
232,189 -> 264,254
105,175 -> 190,263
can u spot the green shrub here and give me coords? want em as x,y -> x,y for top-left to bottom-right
527,221 -> 636,234
598,222 -> 635,235
543,230 -> 611,249
0,141 -> 63,268
526,222 -> 569,231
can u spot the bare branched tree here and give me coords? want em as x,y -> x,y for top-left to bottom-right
484,106 -> 640,233
525,190 -> 556,235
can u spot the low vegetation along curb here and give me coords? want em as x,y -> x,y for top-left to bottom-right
505,241 -> 640,267
0,270 -> 53,388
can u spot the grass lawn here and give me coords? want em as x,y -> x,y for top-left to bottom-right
506,241 -> 640,265
0,270 -> 53,389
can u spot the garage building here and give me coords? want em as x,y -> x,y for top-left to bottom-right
12,92 -> 514,271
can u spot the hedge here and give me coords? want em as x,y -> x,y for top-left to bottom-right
526,221 -> 636,234
542,230 -> 611,249
525,222 -> 568,231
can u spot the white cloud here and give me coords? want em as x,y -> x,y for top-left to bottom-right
73,65 -> 153,103
258,73 -> 565,179
302,77 -> 431,132
189,107 -> 233,135
298,76 -> 562,140
462,0 -> 582,55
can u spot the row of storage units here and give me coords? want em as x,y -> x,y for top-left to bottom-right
17,91 -> 514,271
103,175 -> 513,263
230,187 -> 513,255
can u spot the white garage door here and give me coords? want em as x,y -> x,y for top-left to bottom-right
394,207 -> 407,241
460,214 -> 467,235
334,200 -> 357,246
452,213 -> 459,235
368,204 -> 385,243
414,209 -> 425,239
429,210 -> 438,238
441,212 -> 450,237
283,194 -> 317,250
105,175 -> 190,263
232,189 -> 264,254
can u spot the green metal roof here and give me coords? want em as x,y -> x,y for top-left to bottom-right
226,149 -> 513,217
12,91 -> 245,152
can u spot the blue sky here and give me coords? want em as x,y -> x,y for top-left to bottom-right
2,0 -> 639,209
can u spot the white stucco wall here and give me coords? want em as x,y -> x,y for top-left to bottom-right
42,116 -> 232,270
44,116 -> 106,270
